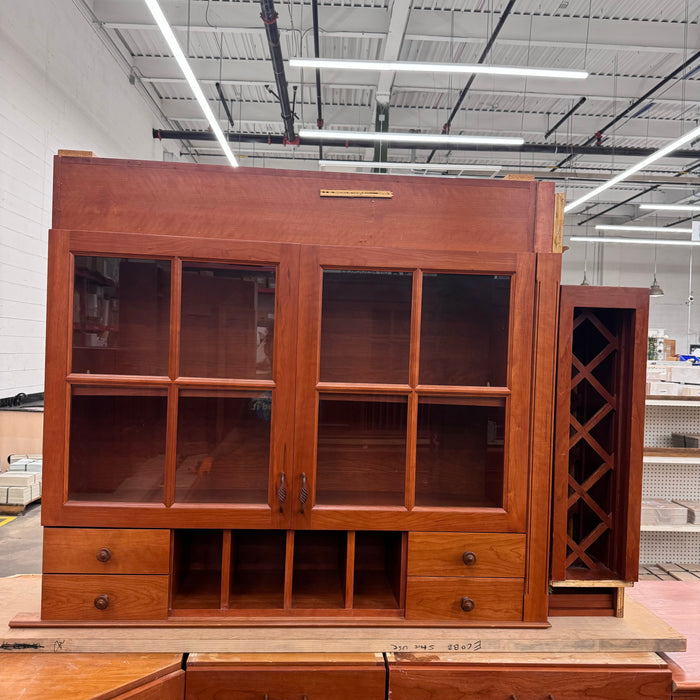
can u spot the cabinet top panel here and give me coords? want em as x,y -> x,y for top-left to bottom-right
52,156 -> 555,254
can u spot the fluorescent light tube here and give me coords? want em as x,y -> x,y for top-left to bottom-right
595,224 -> 693,233
318,160 -> 501,172
290,58 -> 588,80
143,0 -> 238,167
300,129 -> 524,146
571,236 -> 700,246
564,123 -> 700,213
639,204 -> 700,212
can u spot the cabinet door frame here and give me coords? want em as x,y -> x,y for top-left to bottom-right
43,229 -> 300,529
292,245 -> 535,532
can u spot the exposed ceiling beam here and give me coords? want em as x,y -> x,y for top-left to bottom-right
375,0 -> 412,104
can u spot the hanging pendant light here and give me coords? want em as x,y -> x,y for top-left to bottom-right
580,241 -> 590,285
649,273 -> 664,297
650,240 -> 664,297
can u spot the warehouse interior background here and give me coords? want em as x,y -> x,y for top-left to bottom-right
1,0 -> 700,402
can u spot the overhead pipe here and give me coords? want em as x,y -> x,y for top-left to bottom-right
260,0 -> 297,144
311,0 -> 324,159
545,97 -> 586,139
151,129 -> 700,160
426,0 -> 517,163
215,82 -> 235,128
551,49 -> 700,171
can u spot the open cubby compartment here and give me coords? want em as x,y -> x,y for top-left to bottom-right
352,531 -> 404,610
229,530 -> 287,609
171,529 -> 224,610
291,531 -> 348,609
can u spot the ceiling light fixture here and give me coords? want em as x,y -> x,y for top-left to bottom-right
143,0 -> 239,167
300,129 -> 524,146
289,58 -> 589,81
594,224 -> 693,233
318,160 -> 501,173
564,123 -> 700,213
571,236 -> 700,247
639,204 -> 700,212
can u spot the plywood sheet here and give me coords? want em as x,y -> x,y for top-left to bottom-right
0,576 -> 685,655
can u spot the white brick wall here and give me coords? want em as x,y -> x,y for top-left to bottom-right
0,0 -> 176,399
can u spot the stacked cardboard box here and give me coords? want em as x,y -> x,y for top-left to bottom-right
0,459 -> 42,506
672,500 -> 700,524
640,498 -> 690,526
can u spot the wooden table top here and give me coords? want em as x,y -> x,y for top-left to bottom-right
629,580 -> 700,691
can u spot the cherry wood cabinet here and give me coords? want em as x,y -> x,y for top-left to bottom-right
41,155 -> 562,624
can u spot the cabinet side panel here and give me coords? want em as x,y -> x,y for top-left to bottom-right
524,253 -> 561,619
41,230 -> 71,525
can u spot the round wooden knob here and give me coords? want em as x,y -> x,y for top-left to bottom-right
93,594 -> 110,610
460,596 -> 475,612
96,547 -> 112,563
462,551 -> 477,566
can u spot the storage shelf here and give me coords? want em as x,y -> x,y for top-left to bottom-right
646,397 -> 700,407
643,448 -> 700,465
640,524 -> 700,533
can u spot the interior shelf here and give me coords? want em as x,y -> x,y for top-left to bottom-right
643,448 -> 700,465
640,524 -> 700,533
646,396 -> 700,406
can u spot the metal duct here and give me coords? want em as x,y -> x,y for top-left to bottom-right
260,0 -> 296,143
151,130 -> 700,161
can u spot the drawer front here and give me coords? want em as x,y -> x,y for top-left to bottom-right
41,574 -> 169,620
185,668 -> 386,700
389,666 -> 672,700
407,532 -> 526,577
405,577 -> 523,621
43,528 -> 170,574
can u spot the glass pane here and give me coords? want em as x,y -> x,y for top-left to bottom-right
72,257 -> 171,375
316,395 -> 406,506
68,387 -> 167,502
320,270 -> 412,383
415,398 -> 505,508
180,263 -> 275,379
175,390 -> 271,503
420,274 -> 510,386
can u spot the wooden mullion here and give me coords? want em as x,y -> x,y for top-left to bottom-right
406,271 -> 421,513
170,257 -> 182,381
221,530 -> 232,610
405,392 -> 417,511
163,383 -> 178,508
345,532 -> 355,610
315,382 -> 411,395
284,530 -> 294,610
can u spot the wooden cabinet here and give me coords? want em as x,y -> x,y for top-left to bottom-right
40,155 -> 562,624
185,653 -> 385,700
388,655 -> 672,700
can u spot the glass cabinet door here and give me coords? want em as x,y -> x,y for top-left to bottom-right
57,233 -> 298,528
292,247 -> 534,531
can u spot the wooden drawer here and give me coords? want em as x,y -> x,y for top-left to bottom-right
43,528 -> 170,574
389,664 -> 672,699
185,653 -> 385,700
41,574 -> 169,620
405,577 -> 523,621
407,532 -> 525,577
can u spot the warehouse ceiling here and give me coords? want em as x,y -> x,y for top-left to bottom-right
81,0 -> 700,226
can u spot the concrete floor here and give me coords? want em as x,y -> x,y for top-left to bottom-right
0,502 -> 42,577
